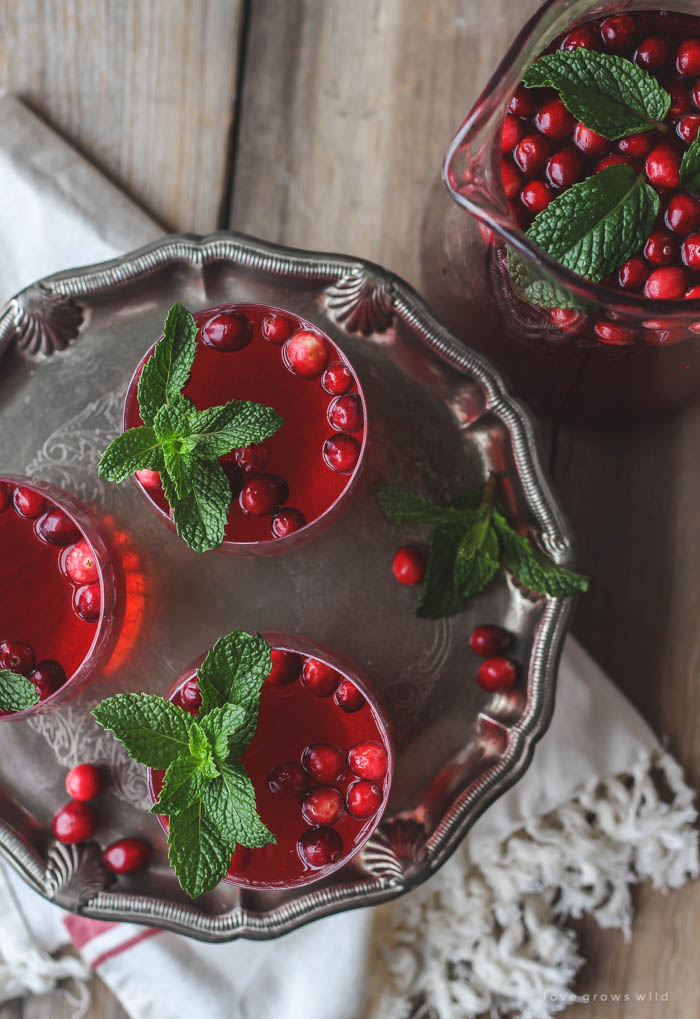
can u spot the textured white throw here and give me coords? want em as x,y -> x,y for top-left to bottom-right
0,93 -> 696,1019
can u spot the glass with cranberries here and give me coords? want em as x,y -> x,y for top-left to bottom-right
422,2 -> 700,419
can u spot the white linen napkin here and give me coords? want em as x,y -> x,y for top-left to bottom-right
0,93 -> 696,1019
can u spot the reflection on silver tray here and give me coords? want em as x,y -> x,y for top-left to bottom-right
0,232 -> 575,941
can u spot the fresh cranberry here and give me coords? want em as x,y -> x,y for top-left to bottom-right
665,194 -> 700,236
635,35 -> 672,71
666,80 -> 692,117
271,508 -> 306,538
227,845 -> 252,875
268,761 -> 306,795
469,624 -> 511,657
13,487 -> 46,519
694,80 -> 700,110
501,114 -> 523,152
643,321 -> 688,344
265,649 -> 302,686
135,469 -> 161,489
677,114 -> 700,143
0,640 -> 35,674
644,230 -> 677,266
51,801 -> 96,844
348,741 -> 388,781
688,285 -> 700,300
61,541 -> 99,585
546,148 -> 583,189
392,546 -> 426,586
501,159 -> 522,199
682,232 -> 700,269
235,443 -> 269,475
201,311 -> 252,352
297,826 -> 343,868
534,99 -> 574,140
548,307 -> 588,333
322,362 -> 354,395
328,394 -> 363,433
65,763 -> 102,801
573,123 -> 609,157
595,154 -> 634,173
262,313 -> 293,345
323,434 -> 360,474
36,508 -> 80,547
520,180 -> 552,213
172,677 -> 202,714
561,24 -> 599,50
593,321 -> 639,346
0,483 -> 9,513
513,135 -> 550,176
239,474 -> 288,515
74,583 -> 101,622
600,14 -> 637,53
618,257 -> 649,290
618,132 -> 654,158
346,780 -> 383,819
301,658 -> 340,697
302,744 -> 345,784
102,838 -> 151,874
220,459 -> 244,496
644,267 -> 688,299
31,661 -> 67,700
508,85 -> 535,118
302,786 -> 344,826
334,680 -> 365,713
677,39 -> 700,77
646,141 -> 681,190
477,657 -> 518,692
284,331 -> 329,379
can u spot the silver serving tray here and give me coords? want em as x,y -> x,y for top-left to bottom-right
0,232 -> 575,941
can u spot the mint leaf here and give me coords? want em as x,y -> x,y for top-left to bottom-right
153,397 -> 197,443
151,753 -> 217,816
98,426 -> 164,483
202,760 -> 275,850
493,512 -> 589,597
523,49 -> 670,138
167,459 -> 231,554
681,136 -> 700,194
0,670 -> 39,712
199,703 -> 248,761
454,516 -> 499,598
191,400 -> 284,460
376,485 -> 477,528
197,630 -> 271,745
188,723 -> 219,779
416,525 -> 466,620
506,246 -> 589,311
137,303 -> 197,426
162,447 -> 196,500
91,694 -> 194,768
168,800 -> 232,898
526,165 -> 659,284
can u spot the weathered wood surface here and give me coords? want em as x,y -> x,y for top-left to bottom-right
0,1 -> 698,1017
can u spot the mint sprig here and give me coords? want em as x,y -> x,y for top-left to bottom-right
98,303 -> 284,553
681,135 -> 700,194
0,670 -> 39,713
523,48 -> 670,138
91,629 -> 275,898
378,481 -> 588,619
524,165 -> 659,293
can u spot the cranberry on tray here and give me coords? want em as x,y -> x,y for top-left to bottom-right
149,634 -> 393,890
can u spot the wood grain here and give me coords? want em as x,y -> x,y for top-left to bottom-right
0,0 -> 246,232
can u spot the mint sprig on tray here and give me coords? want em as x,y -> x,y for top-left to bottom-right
92,629 -> 275,898
0,670 -> 39,713
378,481 -> 588,619
98,303 -> 284,553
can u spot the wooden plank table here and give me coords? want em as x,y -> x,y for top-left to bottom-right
1,1 -> 698,1016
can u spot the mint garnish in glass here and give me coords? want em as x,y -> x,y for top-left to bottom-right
0,670 -> 40,713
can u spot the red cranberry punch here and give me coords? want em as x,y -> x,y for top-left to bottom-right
424,2 -> 700,419
105,301 -> 367,555
92,630 -> 393,897
0,476 -> 119,717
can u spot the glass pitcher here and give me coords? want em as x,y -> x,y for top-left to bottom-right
421,0 -> 700,420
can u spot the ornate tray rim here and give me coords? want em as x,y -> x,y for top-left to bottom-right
0,231 -> 575,941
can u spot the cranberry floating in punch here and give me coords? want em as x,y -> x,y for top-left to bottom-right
92,630 -> 392,897
0,476 -> 119,717
101,301 -> 367,555
427,5 -> 700,418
